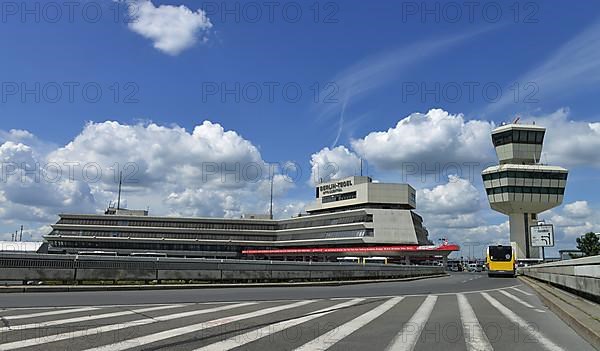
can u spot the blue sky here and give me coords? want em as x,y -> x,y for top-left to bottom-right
1,0 -> 599,257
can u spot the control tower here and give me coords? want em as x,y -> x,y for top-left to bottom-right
482,123 -> 568,258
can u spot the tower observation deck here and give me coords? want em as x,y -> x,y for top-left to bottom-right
482,123 -> 568,259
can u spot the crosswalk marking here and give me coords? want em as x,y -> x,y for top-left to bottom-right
511,287 -> 534,296
481,293 -> 565,351
457,293 -> 493,351
0,304 -> 183,332
83,299 -> 317,351
294,297 -> 403,351
195,298 -> 366,351
1,307 -> 99,320
0,302 -> 256,351
499,289 -> 535,308
385,295 -> 437,351
0,286 -> 583,351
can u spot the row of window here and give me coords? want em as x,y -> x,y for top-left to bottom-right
486,186 -> 565,195
278,214 -> 372,229
492,129 -> 544,147
48,240 -> 264,253
58,219 -> 277,231
51,230 -> 276,241
49,228 -> 373,242
482,170 -> 568,181
278,229 -> 373,241
321,191 -> 358,204
58,213 -> 373,231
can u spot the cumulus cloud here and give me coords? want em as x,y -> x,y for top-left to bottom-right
0,120 -> 298,239
49,120 -> 264,190
520,108 -> 600,167
418,175 -> 481,215
563,200 -> 592,218
126,0 -> 213,55
351,109 -> 495,172
309,146 -> 361,186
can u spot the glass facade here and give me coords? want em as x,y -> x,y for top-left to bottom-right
492,129 -> 544,147
482,171 -> 568,181
485,186 -> 565,195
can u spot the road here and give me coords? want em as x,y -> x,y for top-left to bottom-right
0,273 -> 594,350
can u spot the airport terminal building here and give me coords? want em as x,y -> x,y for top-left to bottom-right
44,176 -> 458,261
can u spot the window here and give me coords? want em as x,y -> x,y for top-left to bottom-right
492,129 -> 544,147
485,186 -> 565,195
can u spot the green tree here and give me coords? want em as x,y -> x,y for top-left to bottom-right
575,232 -> 600,256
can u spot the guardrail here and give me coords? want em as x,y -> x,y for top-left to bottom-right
519,255 -> 600,301
0,253 -> 444,284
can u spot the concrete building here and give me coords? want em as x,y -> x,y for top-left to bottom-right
482,123 -> 568,258
44,176 -> 458,262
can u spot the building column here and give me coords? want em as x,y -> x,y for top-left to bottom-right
509,212 -> 540,259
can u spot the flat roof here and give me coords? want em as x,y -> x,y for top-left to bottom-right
482,164 -> 568,173
492,123 -> 545,133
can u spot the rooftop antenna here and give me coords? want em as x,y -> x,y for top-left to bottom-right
19,225 -> 23,241
513,116 -> 521,124
117,171 -> 123,210
11,232 -> 14,241
269,172 -> 274,220
360,158 -> 363,176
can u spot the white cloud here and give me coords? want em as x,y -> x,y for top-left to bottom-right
351,109 -> 495,171
563,200 -> 592,218
309,146 -> 361,186
126,0 -> 213,55
0,120 -> 298,239
418,175 -> 481,215
520,108 -> 600,167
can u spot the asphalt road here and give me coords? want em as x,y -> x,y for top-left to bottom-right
0,272 -> 594,350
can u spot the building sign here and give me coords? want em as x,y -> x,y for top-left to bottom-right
318,179 -> 353,196
530,224 -> 554,247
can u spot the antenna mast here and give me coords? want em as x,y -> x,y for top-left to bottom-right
19,225 -> 23,241
269,172 -> 274,220
360,158 -> 363,176
117,171 -> 122,210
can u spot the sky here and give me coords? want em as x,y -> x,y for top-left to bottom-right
1,0 -> 599,258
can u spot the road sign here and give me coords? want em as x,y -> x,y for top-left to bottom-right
530,224 -> 554,247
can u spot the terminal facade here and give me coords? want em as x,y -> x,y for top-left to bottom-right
482,123 -> 568,258
44,176 -> 458,262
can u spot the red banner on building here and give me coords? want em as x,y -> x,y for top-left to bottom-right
242,244 -> 460,255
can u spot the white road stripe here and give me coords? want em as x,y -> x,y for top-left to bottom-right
1,307 -> 99,320
457,294 -> 493,351
294,297 -> 403,351
481,293 -> 565,351
511,287 -> 534,296
0,302 -> 255,351
498,290 -> 535,308
385,295 -> 437,351
195,298 -> 366,351
84,299 -> 317,351
0,304 -> 182,332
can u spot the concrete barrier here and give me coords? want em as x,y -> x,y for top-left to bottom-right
519,255 -> 600,301
0,253 -> 444,284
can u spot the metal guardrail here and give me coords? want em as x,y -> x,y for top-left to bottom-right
519,255 -> 600,300
0,253 -> 444,284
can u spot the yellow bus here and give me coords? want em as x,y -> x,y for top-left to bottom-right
486,245 -> 516,277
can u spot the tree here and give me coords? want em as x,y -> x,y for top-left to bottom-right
575,232 -> 600,256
